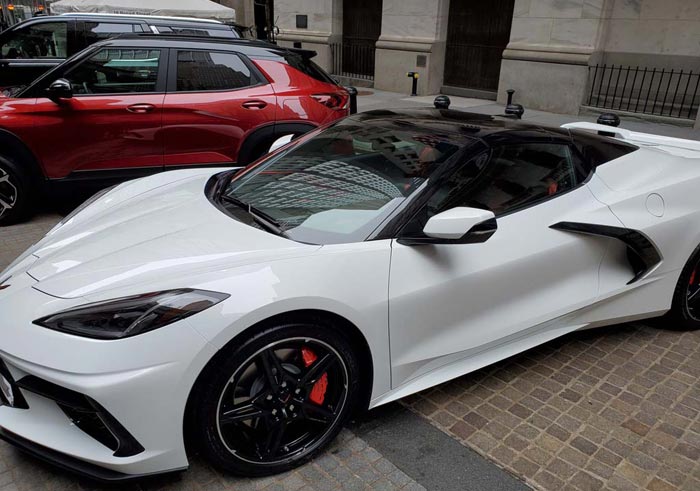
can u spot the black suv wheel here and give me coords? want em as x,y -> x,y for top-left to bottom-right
0,155 -> 33,226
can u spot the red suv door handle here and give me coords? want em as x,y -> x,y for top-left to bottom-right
242,100 -> 267,109
127,103 -> 156,114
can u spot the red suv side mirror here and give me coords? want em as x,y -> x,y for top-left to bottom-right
46,78 -> 73,102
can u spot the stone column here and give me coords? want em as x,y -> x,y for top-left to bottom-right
217,0 -> 254,26
274,0 -> 342,72
497,0 -> 609,115
373,0 -> 450,96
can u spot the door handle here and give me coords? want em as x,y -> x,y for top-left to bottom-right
242,100 -> 267,109
127,103 -> 156,114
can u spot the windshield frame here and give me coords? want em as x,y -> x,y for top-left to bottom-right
215,117 -> 478,245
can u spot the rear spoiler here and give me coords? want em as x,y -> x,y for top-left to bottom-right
286,47 -> 317,59
562,122 -> 700,152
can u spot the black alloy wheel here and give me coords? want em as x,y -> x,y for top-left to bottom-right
216,338 -> 348,463
662,244 -> 700,331
0,166 -> 18,221
192,323 -> 360,476
687,261 -> 700,322
0,155 -> 32,226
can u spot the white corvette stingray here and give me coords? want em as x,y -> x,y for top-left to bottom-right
1,109 -> 699,480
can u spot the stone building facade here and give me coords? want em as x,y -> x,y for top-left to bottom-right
228,0 -> 700,124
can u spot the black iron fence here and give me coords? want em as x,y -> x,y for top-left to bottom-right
586,64 -> 700,120
330,41 -> 375,81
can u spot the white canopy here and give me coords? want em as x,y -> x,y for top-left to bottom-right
50,0 -> 236,22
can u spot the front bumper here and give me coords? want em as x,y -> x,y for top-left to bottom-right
0,271 -> 219,478
0,428 -> 175,483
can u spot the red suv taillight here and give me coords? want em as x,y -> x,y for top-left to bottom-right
311,92 -> 349,111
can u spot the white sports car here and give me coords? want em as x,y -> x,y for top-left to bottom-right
1,109 -> 699,481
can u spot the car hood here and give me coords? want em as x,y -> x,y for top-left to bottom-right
26,169 -> 320,299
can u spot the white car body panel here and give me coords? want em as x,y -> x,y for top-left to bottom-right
2,122 -> 700,478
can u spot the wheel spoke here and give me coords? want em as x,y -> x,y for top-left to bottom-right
299,353 -> 336,387
688,287 -> 700,304
220,401 -> 265,425
262,421 -> 287,458
258,348 -> 285,392
302,402 -> 336,424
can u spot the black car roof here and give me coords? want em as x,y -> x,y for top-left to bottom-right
8,15 -> 233,30
348,108 -> 573,146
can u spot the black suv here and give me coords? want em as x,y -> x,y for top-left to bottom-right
0,13 -> 239,87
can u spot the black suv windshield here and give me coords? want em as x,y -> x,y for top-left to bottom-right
222,118 -> 468,244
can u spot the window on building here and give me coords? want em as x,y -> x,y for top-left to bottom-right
0,21 -> 67,59
175,50 -> 256,92
65,48 -> 161,95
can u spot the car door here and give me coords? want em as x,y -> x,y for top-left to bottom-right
0,19 -> 76,88
388,141 -> 620,389
161,48 -> 276,167
23,46 -> 167,179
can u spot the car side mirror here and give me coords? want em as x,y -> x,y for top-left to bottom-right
268,134 -> 295,153
46,78 -> 73,102
398,207 -> 497,245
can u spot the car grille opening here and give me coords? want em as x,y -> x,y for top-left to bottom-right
15,376 -> 144,457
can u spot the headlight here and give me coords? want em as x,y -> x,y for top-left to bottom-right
34,289 -> 229,340
50,185 -> 118,233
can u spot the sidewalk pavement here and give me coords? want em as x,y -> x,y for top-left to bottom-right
356,89 -> 700,141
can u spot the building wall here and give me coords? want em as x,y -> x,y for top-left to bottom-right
265,0 -> 700,116
217,0 -> 254,26
275,0 -> 341,72
499,0 -> 700,114
497,0 -> 608,114
600,0 -> 700,71
374,0 -> 449,95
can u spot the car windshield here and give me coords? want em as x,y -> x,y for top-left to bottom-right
222,118 -> 467,244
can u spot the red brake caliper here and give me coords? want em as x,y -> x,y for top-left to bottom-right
690,269 -> 697,285
302,347 -> 328,405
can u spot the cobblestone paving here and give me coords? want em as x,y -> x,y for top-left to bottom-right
0,429 -> 425,491
0,213 -> 61,271
3,213 -> 700,490
405,325 -> 700,491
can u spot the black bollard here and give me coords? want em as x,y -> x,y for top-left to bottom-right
597,112 -> 620,127
504,89 -> 525,119
434,95 -> 451,109
407,72 -> 419,96
345,86 -> 358,114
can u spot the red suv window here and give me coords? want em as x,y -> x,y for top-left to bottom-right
175,50 -> 258,92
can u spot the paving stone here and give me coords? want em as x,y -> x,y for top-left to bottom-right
6,195 -> 700,491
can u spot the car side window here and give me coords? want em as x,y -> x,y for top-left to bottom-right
175,50 -> 256,92
456,143 -> 587,216
65,48 -> 161,95
84,22 -> 145,45
0,22 -> 67,59
400,143 -> 588,237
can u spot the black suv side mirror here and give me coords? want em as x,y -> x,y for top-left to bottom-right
47,78 -> 73,102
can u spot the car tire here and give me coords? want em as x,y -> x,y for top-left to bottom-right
662,243 -> 700,331
191,321 -> 361,476
0,155 -> 33,226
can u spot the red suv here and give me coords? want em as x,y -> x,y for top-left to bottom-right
0,36 -> 349,224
